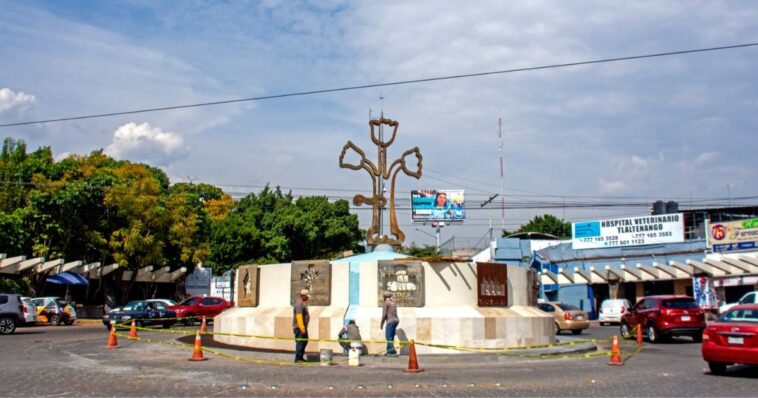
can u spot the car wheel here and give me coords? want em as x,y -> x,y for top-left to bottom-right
620,322 -> 630,339
571,329 -> 582,335
64,319 -> 75,326
0,316 -> 17,335
647,324 -> 659,344
554,322 -> 561,335
183,316 -> 195,326
708,361 -> 727,375
49,314 -> 62,326
162,322 -> 172,329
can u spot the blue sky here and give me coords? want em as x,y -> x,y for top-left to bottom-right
1,1 -> 758,246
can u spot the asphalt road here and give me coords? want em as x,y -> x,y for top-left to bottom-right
0,322 -> 756,397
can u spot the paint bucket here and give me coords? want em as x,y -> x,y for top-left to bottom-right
348,348 -> 360,366
320,349 -> 332,366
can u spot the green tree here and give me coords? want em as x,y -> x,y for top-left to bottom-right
400,243 -> 439,257
503,214 -> 571,239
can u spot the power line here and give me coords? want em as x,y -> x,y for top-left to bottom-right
2,42 -> 757,128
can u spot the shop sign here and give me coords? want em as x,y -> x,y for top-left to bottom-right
708,218 -> 758,252
572,213 -> 684,250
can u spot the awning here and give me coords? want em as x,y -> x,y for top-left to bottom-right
47,271 -> 89,285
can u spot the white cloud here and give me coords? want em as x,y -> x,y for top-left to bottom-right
105,122 -> 187,165
0,88 -> 35,113
695,151 -> 716,164
600,180 -> 626,193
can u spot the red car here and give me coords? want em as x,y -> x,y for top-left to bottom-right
169,296 -> 232,326
702,304 -> 758,375
620,295 -> 705,343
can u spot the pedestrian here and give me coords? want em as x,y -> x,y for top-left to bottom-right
293,289 -> 310,362
337,320 -> 364,355
380,291 -> 399,356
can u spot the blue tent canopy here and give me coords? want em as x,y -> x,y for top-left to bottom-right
47,271 -> 89,285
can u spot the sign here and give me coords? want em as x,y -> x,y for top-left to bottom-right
708,218 -> 758,252
377,261 -> 424,307
571,213 -> 684,250
411,190 -> 465,222
186,266 -> 211,297
477,262 -> 508,307
235,265 -> 258,307
211,270 -> 234,302
291,260 -> 331,306
693,276 -> 718,309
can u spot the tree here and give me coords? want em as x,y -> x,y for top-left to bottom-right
400,243 -> 439,257
503,214 -> 571,239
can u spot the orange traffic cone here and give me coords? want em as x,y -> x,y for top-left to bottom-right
188,331 -> 207,361
404,340 -> 424,373
608,335 -> 624,366
636,324 -> 643,346
106,323 -> 119,348
128,319 -> 138,340
200,316 -> 207,333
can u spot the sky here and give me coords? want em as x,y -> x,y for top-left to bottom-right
1,0 -> 758,248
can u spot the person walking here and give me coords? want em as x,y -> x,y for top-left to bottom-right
380,291 -> 399,356
293,289 -> 310,362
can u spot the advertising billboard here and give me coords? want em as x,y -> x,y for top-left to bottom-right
571,213 -> 684,250
411,190 -> 465,222
708,218 -> 758,252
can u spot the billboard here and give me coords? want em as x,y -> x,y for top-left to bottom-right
572,213 -> 684,250
708,218 -> 758,252
411,190 -> 465,222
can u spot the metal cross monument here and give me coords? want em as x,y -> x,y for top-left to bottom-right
339,118 -> 422,247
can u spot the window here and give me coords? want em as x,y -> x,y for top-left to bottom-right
557,303 -> 579,311
154,302 -> 167,310
539,304 -> 555,313
662,298 -> 699,309
201,298 -> 215,305
179,298 -> 197,306
719,309 -> 758,323
0,295 -> 7,305
739,293 -> 755,304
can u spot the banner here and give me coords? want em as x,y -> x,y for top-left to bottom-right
693,276 -> 718,309
708,218 -> 758,252
572,213 -> 684,249
411,189 -> 465,221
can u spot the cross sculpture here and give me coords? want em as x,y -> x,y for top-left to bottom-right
339,118 -> 423,247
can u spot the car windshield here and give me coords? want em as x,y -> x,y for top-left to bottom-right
178,298 -> 197,306
662,298 -> 699,309
719,308 -> 758,323
122,302 -> 146,311
557,303 -> 580,311
601,300 -> 625,308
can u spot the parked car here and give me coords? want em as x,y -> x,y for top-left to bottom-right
0,293 -> 24,335
20,297 -> 39,325
718,291 -> 757,315
701,303 -> 758,375
170,296 -> 232,326
102,300 -> 177,330
598,299 -> 632,325
31,297 -> 77,326
538,301 -> 590,335
620,295 -> 705,343
109,298 -> 178,312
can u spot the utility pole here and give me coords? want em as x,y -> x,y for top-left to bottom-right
481,194 -> 499,259
498,118 -> 506,230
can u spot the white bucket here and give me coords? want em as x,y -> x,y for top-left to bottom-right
319,349 -> 333,366
348,348 -> 360,366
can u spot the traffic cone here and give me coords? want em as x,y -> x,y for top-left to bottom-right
636,324 -> 643,346
188,331 -> 207,361
106,323 -> 119,348
608,335 -> 624,366
128,319 -> 138,340
200,316 -> 207,333
404,340 -> 424,373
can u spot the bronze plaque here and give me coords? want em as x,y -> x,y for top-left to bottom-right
377,261 -> 424,307
477,262 -> 508,307
291,260 -> 331,306
236,264 -> 258,307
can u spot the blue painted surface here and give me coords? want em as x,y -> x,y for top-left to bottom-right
342,247 -> 411,324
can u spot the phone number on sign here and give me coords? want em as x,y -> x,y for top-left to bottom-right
577,231 -> 673,246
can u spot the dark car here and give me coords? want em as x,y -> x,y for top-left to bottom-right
102,300 -> 177,330
170,296 -> 231,326
0,293 -> 24,335
702,304 -> 758,375
620,295 -> 706,343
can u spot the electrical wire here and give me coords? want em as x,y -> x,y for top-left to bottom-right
2,42 -> 757,128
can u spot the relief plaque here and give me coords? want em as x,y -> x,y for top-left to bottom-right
235,264 -> 258,307
477,262 -> 508,307
290,260 -> 331,306
377,261 -> 424,307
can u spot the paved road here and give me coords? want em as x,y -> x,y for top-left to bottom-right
0,322 -> 756,396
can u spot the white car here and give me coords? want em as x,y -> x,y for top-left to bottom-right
20,297 -> 38,325
719,291 -> 757,314
598,298 -> 631,325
